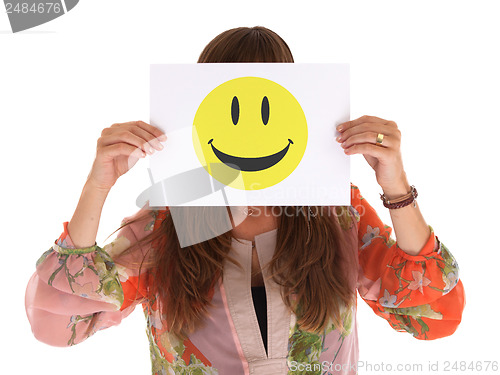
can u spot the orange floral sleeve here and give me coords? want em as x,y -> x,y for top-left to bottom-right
351,183 -> 466,340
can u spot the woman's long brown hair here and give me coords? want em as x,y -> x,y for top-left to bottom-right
108,26 -> 359,341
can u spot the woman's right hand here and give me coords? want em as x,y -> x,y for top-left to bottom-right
87,120 -> 167,191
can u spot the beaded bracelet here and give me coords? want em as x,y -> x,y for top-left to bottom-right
380,185 -> 418,209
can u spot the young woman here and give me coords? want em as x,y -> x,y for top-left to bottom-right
25,26 -> 465,375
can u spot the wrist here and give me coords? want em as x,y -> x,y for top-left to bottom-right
380,177 -> 411,201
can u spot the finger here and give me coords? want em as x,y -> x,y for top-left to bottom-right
134,121 -> 167,142
343,142 -> 388,157
129,126 -> 164,152
338,115 -> 390,132
338,123 -> 397,142
99,143 -> 146,159
99,131 -> 156,155
339,131 -> 391,149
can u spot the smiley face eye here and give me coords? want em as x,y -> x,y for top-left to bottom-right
231,96 -> 239,125
261,96 -> 270,125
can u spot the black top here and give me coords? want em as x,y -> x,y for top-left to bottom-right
251,285 -> 268,355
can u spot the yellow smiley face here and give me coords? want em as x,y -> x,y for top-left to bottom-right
192,76 -> 308,190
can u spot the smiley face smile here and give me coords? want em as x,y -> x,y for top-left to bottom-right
208,138 -> 294,172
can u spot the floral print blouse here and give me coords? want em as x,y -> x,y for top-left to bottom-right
25,183 -> 465,374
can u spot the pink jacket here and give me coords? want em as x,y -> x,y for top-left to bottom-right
25,183 -> 465,374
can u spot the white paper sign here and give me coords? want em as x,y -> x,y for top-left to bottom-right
147,63 -> 350,207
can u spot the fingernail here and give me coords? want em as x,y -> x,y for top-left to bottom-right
336,136 -> 342,142
337,125 -> 343,131
159,134 -> 167,142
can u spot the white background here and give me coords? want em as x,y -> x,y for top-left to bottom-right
1,0 -> 498,374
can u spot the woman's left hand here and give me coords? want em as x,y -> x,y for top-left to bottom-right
336,115 -> 408,190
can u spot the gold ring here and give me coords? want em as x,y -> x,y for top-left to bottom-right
376,133 -> 384,146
